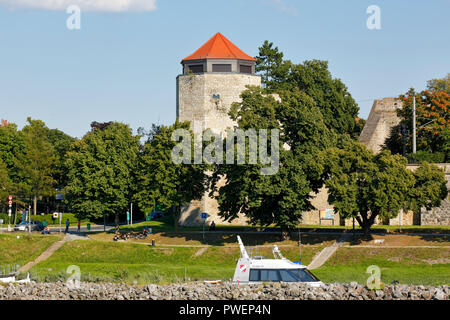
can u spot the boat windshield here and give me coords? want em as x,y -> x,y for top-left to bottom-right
288,269 -> 320,282
249,268 -> 320,282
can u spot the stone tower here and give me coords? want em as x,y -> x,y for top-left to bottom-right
176,33 -> 261,226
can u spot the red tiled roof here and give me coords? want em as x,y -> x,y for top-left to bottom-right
182,33 -> 257,62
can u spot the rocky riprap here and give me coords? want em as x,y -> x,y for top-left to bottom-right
0,282 -> 448,300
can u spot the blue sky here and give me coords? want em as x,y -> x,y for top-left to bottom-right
0,0 -> 449,138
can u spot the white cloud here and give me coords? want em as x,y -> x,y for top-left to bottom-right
0,0 -> 157,12
264,0 -> 298,16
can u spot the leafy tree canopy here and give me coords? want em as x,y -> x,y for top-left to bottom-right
320,140 -> 447,234
133,121 -> 206,229
384,89 -> 449,162
65,122 -> 140,221
255,41 -> 360,138
211,87 -> 335,233
427,73 -> 450,95
21,117 -> 58,214
46,128 -> 77,188
0,122 -> 26,184
0,158 -> 12,207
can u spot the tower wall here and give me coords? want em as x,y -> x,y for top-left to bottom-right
176,73 -> 261,226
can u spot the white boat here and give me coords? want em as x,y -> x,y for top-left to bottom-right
0,273 -> 31,284
232,236 -> 323,286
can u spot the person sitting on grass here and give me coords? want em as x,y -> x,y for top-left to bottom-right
42,226 -> 50,235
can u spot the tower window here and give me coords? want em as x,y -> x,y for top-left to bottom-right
188,65 -> 204,74
240,65 -> 252,74
212,64 -> 232,72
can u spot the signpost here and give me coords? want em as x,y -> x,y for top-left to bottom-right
0,219 -> 3,234
130,203 -> 133,225
201,212 -> 209,240
8,195 -> 12,231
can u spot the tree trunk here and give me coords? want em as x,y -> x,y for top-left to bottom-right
280,228 -> 289,241
361,222 -> 371,236
33,195 -> 37,215
114,213 -> 119,227
13,205 -> 17,225
357,212 -> 377,236
174,205 -> 180,232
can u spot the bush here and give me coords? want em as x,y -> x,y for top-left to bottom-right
0,213 -> 11,224
0,212 -> 90,225
408,151 -> 445,164
29,213 -> 90,225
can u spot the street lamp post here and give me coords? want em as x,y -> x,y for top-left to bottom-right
412,94 -> 417,154
28,204 -> 31,235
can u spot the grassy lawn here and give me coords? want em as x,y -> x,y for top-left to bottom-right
372,225 -> 450,234
347,233 -> 450,247
101,215 -> 340,246
30,240 -> 324,284
119,215 -> 450,235
93,227 -> 340,247
0,233 -> 63,268
314,247 -> 450,286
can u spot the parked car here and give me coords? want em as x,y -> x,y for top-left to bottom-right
14,221 -> 44,232
149,211 -> 164,220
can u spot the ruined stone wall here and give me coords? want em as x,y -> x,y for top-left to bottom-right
176,73 -> 261,226
408,164 -> 450,226
359,97 -> 402,153
300,186 -> 339,226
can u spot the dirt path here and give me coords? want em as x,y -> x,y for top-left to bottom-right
18,233 -> 90,273
307,233 -> 352,270
343,245 -> 450,248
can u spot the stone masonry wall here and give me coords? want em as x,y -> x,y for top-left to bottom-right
359,97 -> 402,153
176,73 -> 261,226
410,163 -> 450,226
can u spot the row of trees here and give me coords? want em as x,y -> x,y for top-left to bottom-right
0,119 -> 205,227
1,43 -> 447,235
0,118 -> 75,218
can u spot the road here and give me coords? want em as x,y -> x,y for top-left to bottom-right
0,224 -> 114,234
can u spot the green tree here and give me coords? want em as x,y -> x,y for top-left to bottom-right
133,121 -> 206,230
46,128 -> 77,189
255,40 -> 284,87
211,87 -> 334,237
409,162 -> 448,213
65,122 -> 140,222
0,158 -> 12,208
21,117 -> 57,215
0,122 -> 26,185
255,42 -> 360,138
320,140 -> 447,234
427,73 -> 450,94
384,89 -> 449,162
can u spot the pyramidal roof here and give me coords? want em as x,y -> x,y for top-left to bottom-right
182,33 -> 257,62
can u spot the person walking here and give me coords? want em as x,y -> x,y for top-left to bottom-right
65,219 -> 70,234
77,220 -> 81,233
